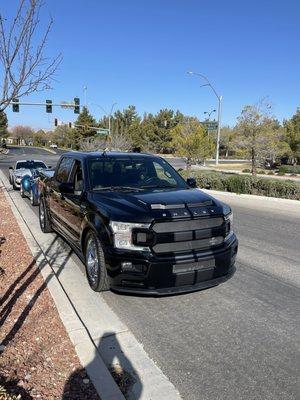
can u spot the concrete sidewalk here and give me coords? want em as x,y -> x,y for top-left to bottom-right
0,170 -> 181,400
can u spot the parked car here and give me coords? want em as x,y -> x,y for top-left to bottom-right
49,144 -> 58,149
9,160 -> 47,190
20,168 -> 55,206
39,151 -> 238,295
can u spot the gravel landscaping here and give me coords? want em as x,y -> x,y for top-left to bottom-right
0,189 -> 100,400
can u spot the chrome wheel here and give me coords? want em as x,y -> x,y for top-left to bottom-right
86,237 -> 99,285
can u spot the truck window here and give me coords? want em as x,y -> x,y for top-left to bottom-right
56,157 -> 74,183
70,160 -> 84,194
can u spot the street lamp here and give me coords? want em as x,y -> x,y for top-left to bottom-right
91,102 -> 117,136
187,71 -> 222,165
204,109 -> 216,121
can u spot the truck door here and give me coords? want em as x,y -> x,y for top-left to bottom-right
49,156 -> 74,234
60,160 -> 86,246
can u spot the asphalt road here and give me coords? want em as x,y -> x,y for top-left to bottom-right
1,146 -> 299,400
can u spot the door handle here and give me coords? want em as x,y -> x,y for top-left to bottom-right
80,203 -> 87,212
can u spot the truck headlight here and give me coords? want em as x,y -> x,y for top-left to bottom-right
224,212 -> 233,239
110,221 -> 150,251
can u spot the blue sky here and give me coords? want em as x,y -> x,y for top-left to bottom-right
4,0 -> 300,130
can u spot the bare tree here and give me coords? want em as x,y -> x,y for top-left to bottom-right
11,125 -> 34,144
0,0 -> 62,111
80,133 -> 132,152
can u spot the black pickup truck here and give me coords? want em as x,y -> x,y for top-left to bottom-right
39,151 -> 238,295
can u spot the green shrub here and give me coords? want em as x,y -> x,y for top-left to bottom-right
180,170 -> 300,200
277,171 -> 285,176
242,168 -> 250,173
267,171 -> 275,175
279,165 -> 300,174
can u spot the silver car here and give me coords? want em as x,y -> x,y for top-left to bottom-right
9,160 -> 47,190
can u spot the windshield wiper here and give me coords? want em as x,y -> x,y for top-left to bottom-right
94,186 -> 144,192
140,184 -> 177,189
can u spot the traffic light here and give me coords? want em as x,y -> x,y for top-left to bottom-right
74,97 -> 80,114
46,100 -> 52,113
12,98 -> 19,112
54,118 -> 58,127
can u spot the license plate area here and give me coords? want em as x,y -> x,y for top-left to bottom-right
172,259 -> 215,274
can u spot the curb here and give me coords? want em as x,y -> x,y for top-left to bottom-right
0,171 -> 124,400
201,188 -> 300,205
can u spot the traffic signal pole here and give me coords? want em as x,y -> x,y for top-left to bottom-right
6,98 -> 80,114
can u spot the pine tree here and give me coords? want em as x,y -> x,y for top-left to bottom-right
0,110 -> 8,138
74,106 -> 97,140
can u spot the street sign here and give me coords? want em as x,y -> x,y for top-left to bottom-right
202,121 -> 218,131
96,128 -> 109,135
60,101 -> 73,109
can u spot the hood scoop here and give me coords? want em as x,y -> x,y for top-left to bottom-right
187,200 -> 215,207
151,203 -> 185,210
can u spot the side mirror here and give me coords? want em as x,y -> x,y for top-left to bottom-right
9,166 -> 13,170
48,165 -> 52,169
59,182 -> 74,193
187,177 -> 197,188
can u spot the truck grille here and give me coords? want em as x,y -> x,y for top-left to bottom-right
151,217 -> 225,254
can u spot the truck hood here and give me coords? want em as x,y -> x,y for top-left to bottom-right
91,188 -> 226,222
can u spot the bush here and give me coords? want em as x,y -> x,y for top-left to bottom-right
279,165 -> 300,174
267,171 -> 275,175
277,171 -> 285,176
180,170 -> 300,200
257,170 -> 266,174
242,168 -> 250,173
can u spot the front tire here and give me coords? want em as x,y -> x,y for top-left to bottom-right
39,198 -> 53,233
85,231 -> 109,292
12,180 -> 18,190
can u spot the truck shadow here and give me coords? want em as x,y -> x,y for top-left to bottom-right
63,331 -> 143,399
0,236 -> 72,399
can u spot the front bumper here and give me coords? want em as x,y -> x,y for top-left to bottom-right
106,234 -> 238,296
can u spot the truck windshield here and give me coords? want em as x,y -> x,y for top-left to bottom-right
88,157 -> 188,191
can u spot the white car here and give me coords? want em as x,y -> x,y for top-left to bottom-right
49,144 -> 58,149
9,160 -> 47,190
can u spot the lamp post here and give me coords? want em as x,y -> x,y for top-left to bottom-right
187,71 -> 222,165
204,109 -> 216,121
92,102 -> 117,136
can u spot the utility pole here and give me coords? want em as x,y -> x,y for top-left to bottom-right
187,71 -> 222,165
92,102 -> 117,137
83,86 -> 87,107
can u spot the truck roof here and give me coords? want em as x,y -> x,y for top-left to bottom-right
61,151 -> 159,159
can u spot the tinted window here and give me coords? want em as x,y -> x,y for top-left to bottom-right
16,161 -> 47,169
88,157 -> 187,190
56,158 -> 74,183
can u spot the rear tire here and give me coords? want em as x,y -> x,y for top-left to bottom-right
85,231 -> 109,292
39,198 -> 53,233
20,187 -> 26,198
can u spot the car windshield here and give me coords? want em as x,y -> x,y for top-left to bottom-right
88,157 -> 188,191
16,161 -> 46,170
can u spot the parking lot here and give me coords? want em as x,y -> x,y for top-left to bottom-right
1,146 -> 299,400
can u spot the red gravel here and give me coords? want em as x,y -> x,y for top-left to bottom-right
0,189 -> 100,400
